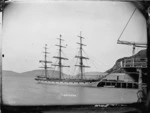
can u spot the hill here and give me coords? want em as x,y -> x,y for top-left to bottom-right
2,69 -> 69,78
2,70 -> 20,76
106,49 -> 147,73
21,69 -> 68,78
3,49 -> 146,78
2,69 -> 106,79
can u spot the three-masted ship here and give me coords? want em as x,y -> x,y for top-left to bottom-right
35,33 -> 101,87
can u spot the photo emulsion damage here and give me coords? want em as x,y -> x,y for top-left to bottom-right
1,1 -> 149,113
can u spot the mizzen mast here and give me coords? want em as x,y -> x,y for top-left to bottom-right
75,32 -> 90,79
39,44 -> 52,78
53,35 -> 70,79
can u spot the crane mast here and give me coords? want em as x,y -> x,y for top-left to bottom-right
117,7 -> 147,55
117,40 -> 147,55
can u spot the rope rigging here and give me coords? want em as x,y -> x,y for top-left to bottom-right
80,47 -> 121,81
51,60 -> 57,78
82,48 -> 123,81
98,66 -> 122,82
82,49 -> 108,71
117,8 -> 137,41
67,50 -> 79,77
73,50 -> 80,76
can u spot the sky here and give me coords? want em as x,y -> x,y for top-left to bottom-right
2,1 -> 147,75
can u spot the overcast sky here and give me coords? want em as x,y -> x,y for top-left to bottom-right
2,1 -> 147,74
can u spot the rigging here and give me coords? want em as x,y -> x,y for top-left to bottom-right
117,7 -> 147,55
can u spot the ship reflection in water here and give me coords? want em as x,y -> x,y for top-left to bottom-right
2,74 -> 138,105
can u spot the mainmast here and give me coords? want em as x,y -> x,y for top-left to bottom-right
53,35 -> 70,79
39,44 -> 52,78
75,32 -> 90,79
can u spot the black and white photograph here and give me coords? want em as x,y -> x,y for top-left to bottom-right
0,0 -> 149,113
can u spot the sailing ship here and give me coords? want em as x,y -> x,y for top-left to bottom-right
35,33 -> 101,87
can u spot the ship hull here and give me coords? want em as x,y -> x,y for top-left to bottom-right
35,78 -> 100,87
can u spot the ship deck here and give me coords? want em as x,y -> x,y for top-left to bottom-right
35,77 -> 100,82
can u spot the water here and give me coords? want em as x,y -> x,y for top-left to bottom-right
2,75 -> 139,105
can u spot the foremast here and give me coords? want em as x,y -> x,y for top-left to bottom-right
39,44 -> 52,79
53,35 -> 70,79
75,32 -> 90,79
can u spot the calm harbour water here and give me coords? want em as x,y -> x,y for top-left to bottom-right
2,75 -> 139,105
